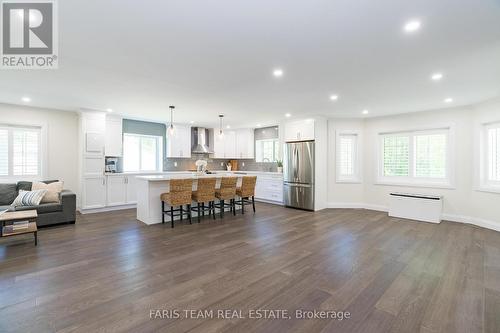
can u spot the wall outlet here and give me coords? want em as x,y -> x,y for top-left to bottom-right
174,162 -> 178,167
221,162 -> 224,167
242,162 -> 245,167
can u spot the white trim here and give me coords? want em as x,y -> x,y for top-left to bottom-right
377,127 -> 454,188
335,130 -> 362,183
326,203 -> 499,233
0,121 -> 48,180
78,204 -> 137,215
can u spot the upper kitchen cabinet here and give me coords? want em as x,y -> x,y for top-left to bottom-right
212,129 -> 253,159
166,125 -> 191,158
223,130 -> 237,159
81,112 -> 106,155
236,129 -> 255,159
105,115 -> 123,156
284,119 -> 315,142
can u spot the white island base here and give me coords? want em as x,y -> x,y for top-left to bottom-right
136,173 -> 245,225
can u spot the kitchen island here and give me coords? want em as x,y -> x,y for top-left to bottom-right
136,172 -> 245,225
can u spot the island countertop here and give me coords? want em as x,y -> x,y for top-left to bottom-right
136,172 -> 238,181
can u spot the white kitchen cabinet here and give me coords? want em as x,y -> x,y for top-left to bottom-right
105,116 -> 123,156
224,131 -> 237,158
213,132 -> 225,159
82,176 -> 107,209
236,129 -> 255,159
125,175 -> 139,203
106,175 -> 127,206
254,174 -> 283,203
166,125 -> 191,158
284,119 -> 315,142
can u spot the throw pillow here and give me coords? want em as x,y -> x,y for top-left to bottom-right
32,181 -> 64,203
12,189 -> 48,207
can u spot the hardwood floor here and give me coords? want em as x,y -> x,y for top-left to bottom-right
0,203 -> 499,333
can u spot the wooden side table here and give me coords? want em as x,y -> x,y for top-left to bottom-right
0,210 -> 38,246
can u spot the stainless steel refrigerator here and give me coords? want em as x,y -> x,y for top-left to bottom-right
283,141 -> 315,211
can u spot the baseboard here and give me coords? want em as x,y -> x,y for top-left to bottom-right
78,204 -> 137,215
442,213 -> 500,232
327,202 -> 499,233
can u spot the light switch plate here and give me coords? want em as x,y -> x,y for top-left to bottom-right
174,162 -> 178,167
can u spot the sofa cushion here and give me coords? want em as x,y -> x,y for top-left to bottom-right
32,181 -> 64,203
15,203 -> 63,214
0,183 -> 17,205
17,180 -> 59,192
12,190 -> 48,207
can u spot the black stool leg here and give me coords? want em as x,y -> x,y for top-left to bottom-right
180,205 -> 183,221
212,202 -> 216,220
232,199 -> 236,216
220,200 -> 224,218
242,198 -> 245,214
170,206 -> 174,228
162,202 -> 165,224
202,203 -> 205,217
197,203 -> 201,223
252,196 -> 256,213
188,204 -> 192,223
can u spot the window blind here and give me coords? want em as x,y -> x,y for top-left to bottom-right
12,128 -> 40,176
488,127 -> 500,181
338,134 -> 356,177
415,133 -> 447,178
383,135 -> 410,176
0,129 -> 8,176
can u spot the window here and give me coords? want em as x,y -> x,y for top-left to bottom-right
481,122 -> 500,191
379,128 -> 451,187
123,133 -> 163,172
255,126 -> 280,162
336,132 -> 361,182
0,125 -> 42,177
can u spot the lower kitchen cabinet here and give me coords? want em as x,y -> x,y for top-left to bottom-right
82,176 -> 107,209
106,175 -> 139,206
253,174 -> 284,204
106,175 -> 128,206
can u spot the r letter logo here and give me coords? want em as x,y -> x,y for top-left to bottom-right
1,0 -> 58,69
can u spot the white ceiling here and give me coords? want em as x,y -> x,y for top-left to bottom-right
1,0 -> 500,128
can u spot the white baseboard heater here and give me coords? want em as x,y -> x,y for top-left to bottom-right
389,192 -> 443,224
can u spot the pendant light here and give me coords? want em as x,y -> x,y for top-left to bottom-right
167,105 -> 175,137
218,114 -> 224,138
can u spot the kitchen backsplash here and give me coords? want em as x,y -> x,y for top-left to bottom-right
164,154 -> 278,172
107,155 -> 278,172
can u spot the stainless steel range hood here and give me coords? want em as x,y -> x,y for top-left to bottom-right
191,127 -> 213,154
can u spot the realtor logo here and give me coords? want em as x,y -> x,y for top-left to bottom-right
1,0 -> 58,69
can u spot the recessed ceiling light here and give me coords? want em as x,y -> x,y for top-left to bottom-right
273,69 -> 284,77
362,109 -> 369,115
285,113 -> 291,118
226,125 -> 231,129
330,95 -> 339,101
190,121 -> 194,124
21,97 -> 31,103
106,108 -> 113,113
404,20 -> 421,33
256,124 -> 262,127
444,98 -> 453,103
431,73 -> 443,81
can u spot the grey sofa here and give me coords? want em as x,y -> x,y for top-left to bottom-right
0,180 -> 76,227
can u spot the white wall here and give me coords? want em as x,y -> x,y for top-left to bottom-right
0,103 -> 79,193
328,97 -> 500,231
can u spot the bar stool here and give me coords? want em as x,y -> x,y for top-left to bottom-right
235,176 -> 257,214
161,178 -> 193,228
191,178 -> 217,223
215,176 -> 237,218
